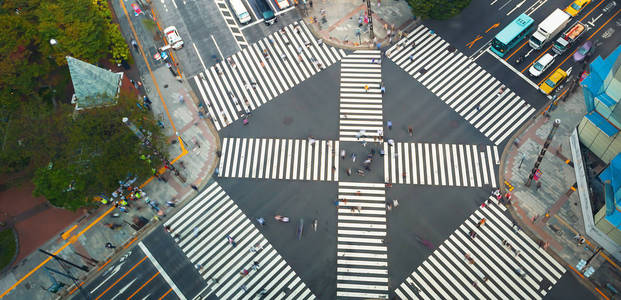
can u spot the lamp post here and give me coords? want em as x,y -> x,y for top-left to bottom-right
525,119 -> 561,186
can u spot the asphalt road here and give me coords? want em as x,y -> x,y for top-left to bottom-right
84,0 -> 608,298
424,0 -> 620,104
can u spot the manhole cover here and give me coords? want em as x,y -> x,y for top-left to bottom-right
283,117 -> 293,125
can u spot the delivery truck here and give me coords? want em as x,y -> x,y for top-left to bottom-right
552,21 -> 586,54
529,9 -> 571,50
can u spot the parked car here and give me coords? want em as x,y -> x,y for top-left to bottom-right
529,53 -> 556,77
564,0 -> 591,16
164,26 -> 184,50
573,40 -> 593,62
539,68 -> 568,95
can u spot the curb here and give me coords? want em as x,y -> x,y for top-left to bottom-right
497,90 -> 606,299
296,5 -> 420,51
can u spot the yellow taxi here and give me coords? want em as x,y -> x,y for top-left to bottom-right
564,0 -> 591,16
539,68 -> 568,95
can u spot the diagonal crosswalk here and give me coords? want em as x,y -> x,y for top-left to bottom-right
337,182 -> 389,299
218,137 -> 340,181
193,21 -> 346,131
395,198 -> 565,299
383,142 -> 499,187
339,50 -> 384,142
387,24 -> 536,145
164,182 -> 316,299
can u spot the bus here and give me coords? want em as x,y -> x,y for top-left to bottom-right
490,14 -> 535,57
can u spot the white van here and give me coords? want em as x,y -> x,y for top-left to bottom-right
529,53 -> 555,77
230,0 -> 251,24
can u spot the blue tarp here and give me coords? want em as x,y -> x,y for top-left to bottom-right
600,153 -> 621,227
586,112 -> 619,137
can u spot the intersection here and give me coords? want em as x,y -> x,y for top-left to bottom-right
65,0 -> 615,299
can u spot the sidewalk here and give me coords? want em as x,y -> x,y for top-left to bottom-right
301,0 -> 417,49
0,1 -> 218,299
501,87 -> 621,298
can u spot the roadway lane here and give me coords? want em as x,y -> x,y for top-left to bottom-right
80,244 -> 188,300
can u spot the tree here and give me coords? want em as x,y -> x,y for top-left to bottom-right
407,0 -> 472,20
32,92 -> 167,210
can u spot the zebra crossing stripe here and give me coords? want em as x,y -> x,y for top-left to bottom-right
395,201 -> 565,299
388,24 -> 535,145
219,138 -> 338,181
339,50 -> 383,142
384,142 -> 499,187
193,21 -> 343,130
164,182 -> 314,299
213,0 -> 248,50
337,182 -> 388,299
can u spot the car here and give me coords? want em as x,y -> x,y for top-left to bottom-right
131,3 -> 144,16
529,53 -> 556,77
263,9 -> 277,25
573,40 -> 593,62
164,26 -> 183,50
564,0 -> 591,16
275,0 -> 290,9
539,68 -> 568,95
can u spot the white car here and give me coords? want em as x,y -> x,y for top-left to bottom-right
164,26 -> 184,50
529,53 -> 555,77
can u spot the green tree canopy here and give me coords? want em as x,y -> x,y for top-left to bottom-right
32,93 -> 167,210
0,0 -> 141,210
407,0 -> 472,20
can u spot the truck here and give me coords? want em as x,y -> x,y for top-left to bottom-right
552,21 -> 586,54
529,9 -> 571,50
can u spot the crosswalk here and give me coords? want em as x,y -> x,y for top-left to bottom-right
164,182 -> 315,299
193,21 -> 346,131
336,182 -> 388,299
218,137 -> 340,181
339,50 -> 384,142
387,24 -> 535,145
214,0 -> 249,49
383,142 -> 499,187
395,199 -> 565,299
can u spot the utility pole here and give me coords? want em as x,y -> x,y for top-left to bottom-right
39,249 -> 90,299
366,0 -> 374,40
525,119 -> 561,186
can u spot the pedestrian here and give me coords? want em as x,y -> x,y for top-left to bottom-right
352,153 -> 356,162
341,149 -> 346,160
252,261 -> 260,270
193,227 -> 199,237
476,218 -> 486,228
240,284 -> 248,292
178,94 -> 184,104
191,184 -> 199,192
364,84 -> 369,93
388,139 -> 395,147
240,269 -> 249,276
166,200 -> 176,207
105,242 -> 115,249
226,235 -> 236,247
469,230 -> 477,239
347,168 -> 352,176
408,126 -> 413,136
387,120 -> 392,130
131,39 -> 138,50
195,263 -> 203,271
380,84 -> 385,94
257,217 -> 265,226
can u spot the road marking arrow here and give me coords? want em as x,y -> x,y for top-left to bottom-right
486,23 -> 500,33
